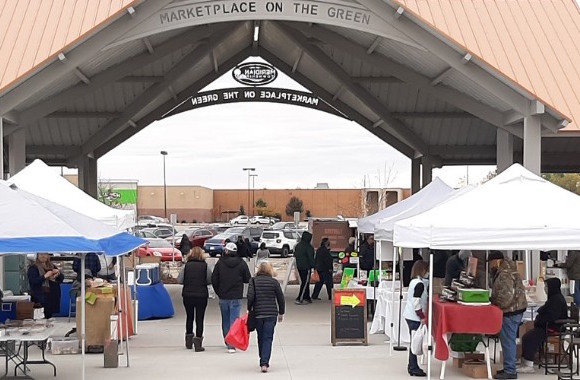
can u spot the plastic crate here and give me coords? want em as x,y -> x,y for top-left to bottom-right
50,337 -> 80,355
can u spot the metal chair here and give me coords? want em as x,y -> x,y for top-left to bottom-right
556,323 -> 580,380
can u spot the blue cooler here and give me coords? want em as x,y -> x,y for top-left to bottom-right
136,264 -> 160,286
0,302 -> 17,323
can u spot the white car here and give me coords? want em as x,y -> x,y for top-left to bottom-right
250,216 -> 272,225
230,215 -> 249,225
259,230 -> 300,257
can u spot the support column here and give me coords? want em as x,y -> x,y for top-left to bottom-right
411,158 -> 421,194
0,118 -> 4,180
78,156 -> 98,198
496,129 -> 514,173
523,115 -> 541,175
8,128 -> 25,176
421,156 -> 433,187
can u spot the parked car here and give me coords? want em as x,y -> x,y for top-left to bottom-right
213,224 -> 231,233
137,238 -> 182,262
259,230 -> 300,257
137,215 -> 166,225
139,227 -> 176,239
250,216 -> 273,225
203,226 -> 263,257
268,222 -> 298,230
170,228 -> 216,249
230,215 -> 249,225
136,230 -> 157,239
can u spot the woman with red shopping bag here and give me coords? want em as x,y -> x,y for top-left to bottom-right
247,262 -> 285,373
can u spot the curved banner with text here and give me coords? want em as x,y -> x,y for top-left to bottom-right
162,87 -> 348,119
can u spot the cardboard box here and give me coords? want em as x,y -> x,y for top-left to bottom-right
462,362 -> 488,378
547,336 -> 561,354
453,353 -> 486,368
519,320 -> 534,338
76,297 -> 115,348
516,261 -> 525,281
139,256 -> 161,265
15,301 -> 34,320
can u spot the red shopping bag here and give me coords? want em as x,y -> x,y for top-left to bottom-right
225,313 -> 250,351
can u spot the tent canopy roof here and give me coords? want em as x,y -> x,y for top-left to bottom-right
393,164 -> 580,250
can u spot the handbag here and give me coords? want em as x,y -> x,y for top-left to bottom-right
247,278 -> 257,332
311,270 -> 320,283
411,324 -> 428,356
225,314 -> 250,351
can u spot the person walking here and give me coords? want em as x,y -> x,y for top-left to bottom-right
211,242 -> 251,353
256,243 -> 270,264
519,277 -> 567,373
179,233 -> 192,257
178,247 -> 212,351
28,254 -> 64,319
563,250 -> 580,305
294,231 -> 315,305
403,260 -> 429,377
312,238 -> 333,300
236,236 -> 251,258
489,252 -> 528,380
247,262 -> 285,373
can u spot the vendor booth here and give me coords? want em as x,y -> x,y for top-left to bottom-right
0,181 -> 145,380
392,164 -> 580,379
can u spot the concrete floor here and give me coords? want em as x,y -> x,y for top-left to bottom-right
21,285 -> 549,379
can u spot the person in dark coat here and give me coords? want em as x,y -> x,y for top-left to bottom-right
444,250 -> 470,286
519,277 -> 568,373
72,252 -> 101,279
312,238 -> 334,300
179,234 -> 192,257
294,231 -> 315,304
247,262 -> 285,373
27,254 -> 64,319
178,247 -> 212,351
359,235 -> 375,272
236,236 -> 251,258
211,242 -> 251,353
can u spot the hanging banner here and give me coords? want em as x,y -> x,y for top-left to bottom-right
162,87 -> 348,119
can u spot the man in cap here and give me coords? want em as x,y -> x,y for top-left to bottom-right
488,251 -> 527,379
211,242 -> 252,353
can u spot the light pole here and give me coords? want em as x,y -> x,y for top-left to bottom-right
250,174 -> 258,216
161,151 -> 168,219
242,168 -> 255,216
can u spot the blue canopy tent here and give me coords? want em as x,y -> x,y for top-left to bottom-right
0,182 -> 146,379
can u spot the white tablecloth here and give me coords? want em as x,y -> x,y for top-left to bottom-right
369,289 -> 410,343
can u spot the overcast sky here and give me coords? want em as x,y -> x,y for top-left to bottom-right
93,57 -> 494,189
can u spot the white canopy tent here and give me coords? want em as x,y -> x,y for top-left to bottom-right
358,178 -> 453,235
392,163 -> 580,379
9,159 -> 135,231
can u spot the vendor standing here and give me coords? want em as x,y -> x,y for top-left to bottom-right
27,254 -> 64,319
444,250 -> 470,286
563,250 -> 580,305
489,252 -> 527,380
359,235 -> 375,272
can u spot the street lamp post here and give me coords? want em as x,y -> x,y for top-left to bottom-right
250,174 -> 258,216
242,168 -> 255,217
161,151 -> 168,219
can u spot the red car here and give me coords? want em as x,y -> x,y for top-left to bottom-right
171,228 -> 216,249
138,238 -> 182,262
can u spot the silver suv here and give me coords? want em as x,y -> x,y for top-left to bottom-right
259,230 -> 300,257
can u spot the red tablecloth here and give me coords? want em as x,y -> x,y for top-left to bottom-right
431,298 -> 502,360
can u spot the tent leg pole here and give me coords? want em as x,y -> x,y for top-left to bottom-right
116,258 -> 123,364
81,254 -> 86,380
122,258 -> 130,367
394,247 -> 406,351
390,246 -> 396,356
428,251 -> 434,380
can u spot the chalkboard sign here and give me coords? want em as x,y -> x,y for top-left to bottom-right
331,289 -> 368,346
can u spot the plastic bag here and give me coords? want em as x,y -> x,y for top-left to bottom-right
311,270 -> 320,283
411,324 -> 428,356
225,314 -> 250,351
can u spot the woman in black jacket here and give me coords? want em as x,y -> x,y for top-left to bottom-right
312,238 -> 334,300
247,262 -> 285,373
179,234 -> 192,257
178,247 -> 212,351
519,277 -> 568,373
27,254 -> 64,318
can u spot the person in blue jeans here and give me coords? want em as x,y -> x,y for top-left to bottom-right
489,252 -> 527,379
211,242 -> 251,353
248,262 -> 285,373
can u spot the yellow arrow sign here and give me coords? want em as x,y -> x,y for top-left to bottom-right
340,294 -> 361,308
